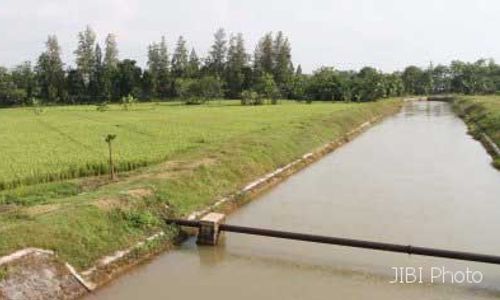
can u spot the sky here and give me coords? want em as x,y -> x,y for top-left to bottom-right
1,0 -> 500,73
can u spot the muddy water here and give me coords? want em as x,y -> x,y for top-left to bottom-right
86,101 -> 500,299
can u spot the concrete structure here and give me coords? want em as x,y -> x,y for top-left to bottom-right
197,213 -> 226,245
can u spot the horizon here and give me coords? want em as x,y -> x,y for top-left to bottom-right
1,0 -> 500,73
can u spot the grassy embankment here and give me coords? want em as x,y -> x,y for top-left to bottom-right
452,96 -> 500,169
0,99 -> 401,270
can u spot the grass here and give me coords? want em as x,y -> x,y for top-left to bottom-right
0,99 -> 402,269
452,95 -> 500,168
0,100 -> 390,190
0,266 -> 7,281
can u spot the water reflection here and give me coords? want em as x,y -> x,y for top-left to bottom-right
404,100 -> 445,117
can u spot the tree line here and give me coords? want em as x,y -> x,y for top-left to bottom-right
1,26 -> 500,107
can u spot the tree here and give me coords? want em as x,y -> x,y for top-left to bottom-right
116,59 -> 142,98
186,48 -> 200,78
147,36 -> 170,98
384,72 -> 404,97
255,73 -> 280,103
141,70 -> 154,99
305,67 -> 344,101
75,25 -> 97,87
36,35 -> 65,103
11,61 -> 36,101
176,76 -> 223,104
6,26 -> 500,107
450,59 -> 497,95
352,67 -> 386,101
402,66 -> 425,95
254,33 -> 274,77
103,34 -> 119,101
207,28 -> 227,77
289,73 -> 308,100
272,31 -> 294,95
296,64 -> 303,76
225,33 -> 249,98
431,64 -> 451,94
86,43 -> 105,102
104,34 -> 119,68
198,76 -> 223,101
0,66 -> 26,106
175,78 -> 196,102
66,68 -> 85,103
171,36 -> 189,78
147,42 -> 160,96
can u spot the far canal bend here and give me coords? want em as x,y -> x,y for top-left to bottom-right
86,101 -> 500,300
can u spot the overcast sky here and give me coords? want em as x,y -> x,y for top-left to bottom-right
1,0 -> 499,73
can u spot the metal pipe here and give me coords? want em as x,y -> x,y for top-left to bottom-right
165,219 -> 500,265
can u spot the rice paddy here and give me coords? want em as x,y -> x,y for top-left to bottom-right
0,101 -> 367,190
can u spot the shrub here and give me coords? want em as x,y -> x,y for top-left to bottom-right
254,73 -> 281,104
31,98 -> 45,115
176,76 -> 223,105
96,101 -> 110,112
121,94 -> 137,110
241,90 -> 262,105
112,209 -> 160,230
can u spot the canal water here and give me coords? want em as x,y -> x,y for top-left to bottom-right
86,101 -> 500,299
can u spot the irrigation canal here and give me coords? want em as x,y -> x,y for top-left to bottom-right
85,101 -> 500,299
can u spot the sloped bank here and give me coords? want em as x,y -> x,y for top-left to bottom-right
451,96 -> 500,169
0,100 -> 403,299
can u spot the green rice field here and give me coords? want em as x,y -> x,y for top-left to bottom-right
1,100 -> 383,190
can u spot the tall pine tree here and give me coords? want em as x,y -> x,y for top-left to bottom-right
273,31 -> 294,96
147,36 -> 170,98
225,33 -> 249,98
207,28 -> 227,77
36,35 -> 65,103
187,48 -> 200,78
104,34 -> 119,68
74,25 -> 97,88
171,36 -> 189,78
254,32 -> 274,77
103,33 -> 119,100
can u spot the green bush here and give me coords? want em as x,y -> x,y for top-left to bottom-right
112,209 -> 160,230
96,101 -> 110,112
121,94 -> 137,110
241,89 -> 262,105
254,73 -> 280,104
176,76 -> 223,105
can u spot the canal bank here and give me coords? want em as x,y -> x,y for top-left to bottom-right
450,96 -> 500,169
84,100 -> 500,299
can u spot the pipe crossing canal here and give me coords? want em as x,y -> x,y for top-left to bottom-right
166,215 -> 500,265
85,101 -> 500,299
